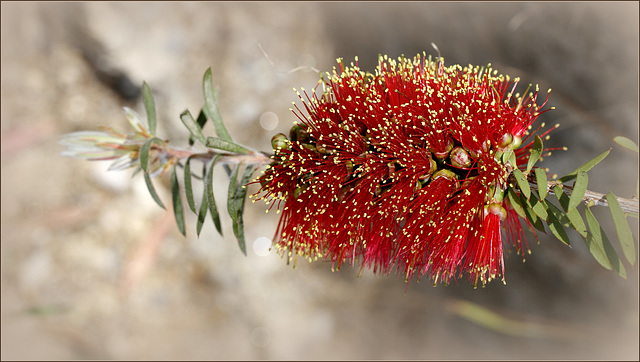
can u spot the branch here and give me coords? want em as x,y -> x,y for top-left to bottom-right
528,174 -> 639,214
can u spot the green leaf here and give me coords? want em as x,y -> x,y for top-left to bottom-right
584,206 -> 626,278
512,168 -> 531,200
143,172 -> 165,209
553,185 -> 588,238
140,137 -> 164,173
606,192 -> 637,265
227,164 -> 257,255
545,203 -> 571,245
206,137 -> 252,155
171,167 -> 186,236
205,154 -> 223,235
142,82 -> 157,136
613,136 -> 639,153
568,171 -> 588,210
526,135 -> 543,174
534,168 -> 548,200
227,163 -> 241,222
558,149 -> 610,183
506,188 -> 527,220
183,156 -> 197,213
501,149 -> 517,169
528,191 -> 549,221
203,68 -> 233,142
180,110 -> 207,145
189,109 -> 208,146
521,193 -> 545,232
196,191 -> 208,237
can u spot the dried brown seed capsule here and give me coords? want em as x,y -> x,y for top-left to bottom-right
450,146 -> 472,168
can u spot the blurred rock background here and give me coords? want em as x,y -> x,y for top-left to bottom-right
1,2 -> 637,360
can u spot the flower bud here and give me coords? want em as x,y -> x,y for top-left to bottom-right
290,124 -> 310,143
316,143 -> 331,155
497,133 -> 513,149
432,169 -> 458,184
271,133 -> 289,151
509,135 -> 522,149
450,146 -> 472,168
432,137 -> 454,160
484,202 -> 507,221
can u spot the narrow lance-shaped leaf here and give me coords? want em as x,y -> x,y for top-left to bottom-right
143,172 -> 165,209
613,136 -> 639,153
584,206 -> 626,278
512,168 -> 531,200
203,68 -> 233,142
545,202 -> 571,245
506,188 -> 527,220
534,168 -> 548,200
568,170 -> 588,210
501,149 -> 517,169
520,192 -> 545,232
227,163 -> 241,223
183,156 -> 197,213
228,164 -> 257,255
553,185 -> 588,238
171,166 -> 186,236
606,192 -> 637,265
558,149 -> 610,183
206,137 -> 252,155
142,82 -> 157,136
205,154 -> 223,235
526,135 -> 543,174
140,137 -> 164,173
196,190 -> 209,237
180,110 -> 207,145
527,191 -> 549,221
189,109 -> 208,146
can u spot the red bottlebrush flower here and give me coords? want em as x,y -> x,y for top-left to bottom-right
255,53 -> 553,286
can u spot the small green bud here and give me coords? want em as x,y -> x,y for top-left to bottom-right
498,133 -> 513,149
271,133 -> 289,151
433,137 -> 454,160
484,202 -> 507,220
432,169 -> 458,183
450,146 -> 472,168
289,124 -> 310,143
509,135 -> 522,149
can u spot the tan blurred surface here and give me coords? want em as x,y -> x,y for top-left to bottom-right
1,2 -> 638,360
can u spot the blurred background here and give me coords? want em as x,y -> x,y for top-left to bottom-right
1,2 -> 638,360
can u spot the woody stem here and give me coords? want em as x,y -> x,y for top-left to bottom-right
525,174 -> 639,214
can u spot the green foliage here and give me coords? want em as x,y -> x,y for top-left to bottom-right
142,82 -> 157,136
171,167 -> 186,236
136,74 -> 260,248
606,192 -> 637,265
526,135 -> 543,174
203,68 -> 233,142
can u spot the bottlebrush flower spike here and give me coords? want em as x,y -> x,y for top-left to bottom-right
255,53 -> 555,286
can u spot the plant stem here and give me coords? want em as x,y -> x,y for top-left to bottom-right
164,146 -> 272,167
528,174 -> 639,214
